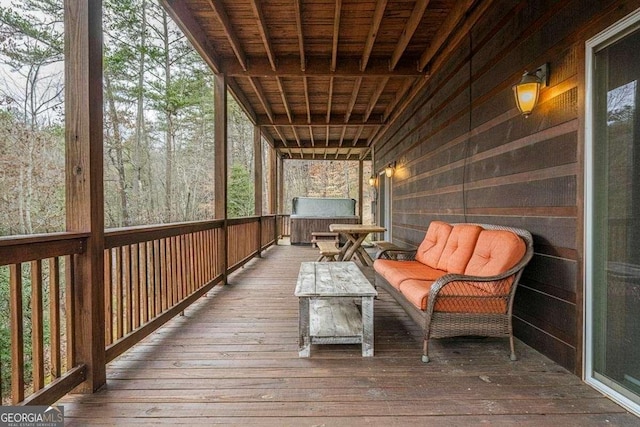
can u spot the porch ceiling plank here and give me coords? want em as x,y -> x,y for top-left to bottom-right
160,0 -> 222,74
205,0 -> 247,71
331,0 -> 342,73
417,0 -> 475,72
389,0 -> 430,71
248,0 -> 277,71
275,77 -> 293,123
248,77 -> 273,123
364,76 -> 389,122
361,0 -> 388,72
345,76 -> 363,124
294,0 -> 306,71
221,56 -> 424,77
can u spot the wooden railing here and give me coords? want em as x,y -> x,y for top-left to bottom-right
0,215 -> 279,405
0,233 -> 89,405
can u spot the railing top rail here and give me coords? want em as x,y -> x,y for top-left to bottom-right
105,219 -> 225,249
0,232 -> 90,266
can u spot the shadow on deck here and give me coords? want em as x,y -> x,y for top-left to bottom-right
58,244 -> 638,425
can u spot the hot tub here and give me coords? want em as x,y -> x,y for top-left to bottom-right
290,197 -> 360,245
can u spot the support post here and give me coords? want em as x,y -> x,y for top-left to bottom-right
254,126 -> 263,255
65,0 -> 106,393
358,159 -> 364,222
214,73 -> 228,283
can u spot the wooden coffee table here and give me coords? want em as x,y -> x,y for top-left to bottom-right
295,261 -> 377,357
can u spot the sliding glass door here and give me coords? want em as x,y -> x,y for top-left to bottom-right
586,9 -> 640,415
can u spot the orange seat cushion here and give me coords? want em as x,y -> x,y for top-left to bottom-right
414,221 -> 453,268
436,224 -> 483,273
374,259 -> 446,290
399,279 -> 508,313
464,230 -> 526,279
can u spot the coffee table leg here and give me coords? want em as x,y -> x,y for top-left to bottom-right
299,297 -> 310,357
361,296 -> 374,357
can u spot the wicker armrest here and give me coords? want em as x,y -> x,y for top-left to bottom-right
377,248 -> 417,260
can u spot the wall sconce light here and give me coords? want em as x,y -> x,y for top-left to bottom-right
368,175 -> 377,186
512,63 -> 548,117
385,162 -> 396,178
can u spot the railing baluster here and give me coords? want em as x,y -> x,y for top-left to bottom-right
140,242 -> 148,324
132,243 -> 139,330
10,264 -> 25,404
104,250 -> 112,345
49,258 -> 61,379
31,260 -> 45,392
65,255 -> 76,370
115,247 -> 123,340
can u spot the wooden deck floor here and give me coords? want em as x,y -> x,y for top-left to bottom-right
58,244 -> 638,425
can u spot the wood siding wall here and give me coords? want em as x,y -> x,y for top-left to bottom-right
373,0 -> 640,374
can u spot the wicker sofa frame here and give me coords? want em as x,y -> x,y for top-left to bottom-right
374,223 -> 534,363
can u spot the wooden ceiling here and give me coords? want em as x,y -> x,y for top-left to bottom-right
161,0 -> 480,160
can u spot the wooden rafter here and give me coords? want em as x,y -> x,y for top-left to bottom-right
258,114 -> 383,126
331,0 -> 342,72
361,0 -> 388,71
221,57 -> 423,77
206,0 -> 247,71
389,0 -> 430,71
291,126 -> 301,147
275,77 -> 293,123
309,125 -> 315,147
383,78 -> 415,121
160,0 -> 222,74
326,77 -> 334,123
248,77 -> 274,123
418,0 -> 475,72
249,0 -> 277,71
338,126 -> 347,147
364,76 -> 389,122
227,78 -> 258,123
303,76 -> 311,124
345,77 -> 363,123
352,125 -> 364,147
273,139 -> 367,149
294,0 -> 306,71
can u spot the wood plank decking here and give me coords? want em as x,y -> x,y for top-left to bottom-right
58,244 -> 638,425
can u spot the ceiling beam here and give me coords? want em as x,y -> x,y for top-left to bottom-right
331,0 -> 342,72
294,0 -> 306,71
249,0 -> 277,71
280,151 -> 370,161
256,114 -> 383,126
160,0 -> 222,74
206,0 -> 248,71
389,0 -> 430,70
361,0 -> 388,71
221,56 -> 425,77
418,0 -> 475,72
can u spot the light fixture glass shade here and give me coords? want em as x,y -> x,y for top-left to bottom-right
512,73 -> 541,116
368,175 -> 376,186
385,164 -> 395,178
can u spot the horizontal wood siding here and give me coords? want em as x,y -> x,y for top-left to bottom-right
373,0 -> 640,374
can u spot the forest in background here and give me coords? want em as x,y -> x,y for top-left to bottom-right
0,0 -> 372,402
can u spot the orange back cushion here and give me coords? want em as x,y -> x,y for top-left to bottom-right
436,224 -> 483,273
414,221 -> 453,268
464,230 -> 526,277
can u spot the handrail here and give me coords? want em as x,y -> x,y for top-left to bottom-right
1,215 -> 279,406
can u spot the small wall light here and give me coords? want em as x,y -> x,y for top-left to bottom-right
512,63 -> 548,117
385,162 -> 396,178
368,175 -> 377,186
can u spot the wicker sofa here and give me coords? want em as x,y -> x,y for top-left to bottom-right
373,221 -> 534,363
